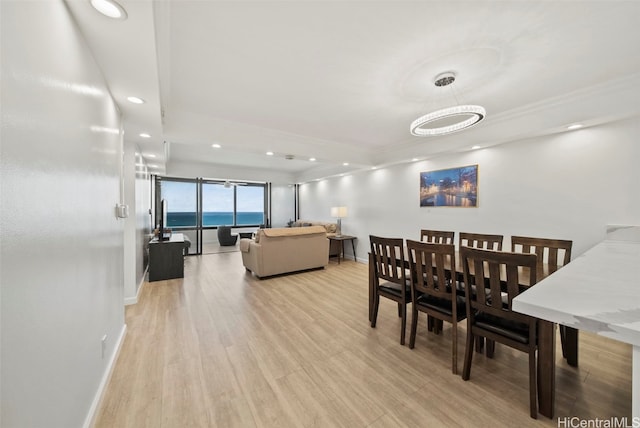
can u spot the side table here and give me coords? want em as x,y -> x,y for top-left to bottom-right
328,235 -> 357,264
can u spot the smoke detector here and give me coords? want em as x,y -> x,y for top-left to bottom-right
284,154 -> 295,160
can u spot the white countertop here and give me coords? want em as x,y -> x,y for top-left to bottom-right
513,226 -> 640,347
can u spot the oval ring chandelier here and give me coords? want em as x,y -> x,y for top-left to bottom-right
410,72 -> 486,137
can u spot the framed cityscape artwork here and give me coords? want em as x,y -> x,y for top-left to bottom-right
420,165 -> 478,207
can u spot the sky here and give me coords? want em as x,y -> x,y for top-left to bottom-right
161,181 -> 264,212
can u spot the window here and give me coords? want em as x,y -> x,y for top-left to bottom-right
201,181 -> 265,227
160,180 -> 197,227
236,185 -> 265,226
202,183 -> 234,226
157,178 -> 266,229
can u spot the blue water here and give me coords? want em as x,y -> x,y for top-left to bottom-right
167,212 -> 264,227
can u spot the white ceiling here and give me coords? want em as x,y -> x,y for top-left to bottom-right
66,0 -> 640,182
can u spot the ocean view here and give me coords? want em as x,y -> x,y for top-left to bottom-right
167,211 -> 264,227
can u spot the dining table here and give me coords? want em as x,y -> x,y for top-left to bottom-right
513,225 -> 640,420
368,246 -> 575,419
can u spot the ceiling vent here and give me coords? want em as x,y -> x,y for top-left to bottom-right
285,154 -> 295,160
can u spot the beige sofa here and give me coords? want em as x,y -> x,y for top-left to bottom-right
240,226 -> 329,278
291,220 -> 340,256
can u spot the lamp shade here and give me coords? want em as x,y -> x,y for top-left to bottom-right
331,206 -> 348,218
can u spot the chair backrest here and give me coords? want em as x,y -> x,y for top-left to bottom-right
420,229 -> 455,244
407,240 -> 455,300
369,235 -> 406,286
511,236 -> 572,274
460,246 -> 537,323
218,226 -> 232,238
459,232 -> 503,251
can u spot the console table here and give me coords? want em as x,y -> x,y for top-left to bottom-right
328,235 -> 357,264
148,233 -> 186,281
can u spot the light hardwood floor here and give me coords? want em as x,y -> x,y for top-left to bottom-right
95,252 -> 632,427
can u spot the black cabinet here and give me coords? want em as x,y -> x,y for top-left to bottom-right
148,233 -> 185,281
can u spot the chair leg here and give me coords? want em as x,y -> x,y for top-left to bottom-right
451,320 -> 458,374
475,335 -> 485,353
486,339 -> 495,358
529,348 -> 537,419
371,294 -> 380,328
397,302 -> 402,317
409,307 -> 418,349
427,316 -> 434,332
435,319 -> 443,335
400,304 -> 406,346
462,330 -> 475,381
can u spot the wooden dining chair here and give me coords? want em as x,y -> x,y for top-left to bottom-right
369,235 -> 411,345
511,235 -> 576,366
407,240 -> 465,374
420,229 -> 455,244
459,232 -> 504,352
459,232 -> 503,250
460,246 -> 539,418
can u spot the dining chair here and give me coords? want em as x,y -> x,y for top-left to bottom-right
511,235 -> 576,366
407,239 -> 465,374
460,246 -> 539,418
420,229 -> 455,244
369,235 -> 411,345
459,232 -> 503,250
459,232 -> 504,352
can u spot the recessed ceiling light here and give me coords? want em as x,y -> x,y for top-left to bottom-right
266,151 -> 274,156
343,162 -> 349,166
309,157 -> 316,162
90,0 -> 128,19
371,166 -> 377,170
145,153 -> 156,158
139,133 -> 151,138
412,158 -> 419,162
126,96 -> 144,104
567,124 -> 583,130
472,145 -> 481,150
147,164 -> 158,168
212,144 -> 221,148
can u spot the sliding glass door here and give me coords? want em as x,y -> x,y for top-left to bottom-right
154,176 -> 268,255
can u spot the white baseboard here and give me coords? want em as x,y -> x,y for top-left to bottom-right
124,267 -> 148,306
82,323 -> 127,428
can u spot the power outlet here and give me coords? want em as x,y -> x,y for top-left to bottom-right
101,334 -> 108,359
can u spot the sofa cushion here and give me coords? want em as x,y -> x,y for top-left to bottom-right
294,220 -> 337,234
262,225 -> 326,237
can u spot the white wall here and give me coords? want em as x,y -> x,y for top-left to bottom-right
124,143 -> 151,304
123,140 -> 137,303
300,117 -> 640,261
135,153 -> 152,288
0,2 -> 125,427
